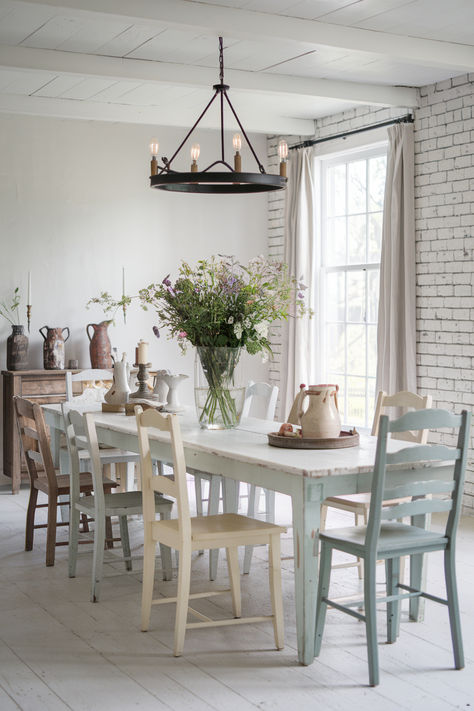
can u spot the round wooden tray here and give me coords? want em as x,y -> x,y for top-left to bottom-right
267,429 -> 359,449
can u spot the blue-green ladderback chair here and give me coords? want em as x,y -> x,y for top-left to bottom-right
314,407 -> 471,687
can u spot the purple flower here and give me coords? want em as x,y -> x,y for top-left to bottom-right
152,326 -> 160,339
162,274 -> 172,287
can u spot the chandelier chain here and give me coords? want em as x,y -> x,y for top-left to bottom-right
219,36 -> 224,84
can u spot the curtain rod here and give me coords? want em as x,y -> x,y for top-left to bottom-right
289,113 -> 414,151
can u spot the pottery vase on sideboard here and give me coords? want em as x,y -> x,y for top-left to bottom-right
87,321 -> 113,368
6,325 -> 29,370
40,326 -> 69,370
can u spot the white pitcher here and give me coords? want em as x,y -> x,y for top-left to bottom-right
104,353 -> 131,405
299,384 -> 341,439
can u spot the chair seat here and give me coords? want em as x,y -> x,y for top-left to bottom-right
76,490 -> 173,517
33,472 -> 117,496
320,521 -> 448,557
152,512 -> 285,548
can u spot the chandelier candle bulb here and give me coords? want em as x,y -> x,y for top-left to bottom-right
190,143 -> 200,172
233,133 -> 242,172
278,140 -> 289,177
149,139 -> 159,176
137,339 -> 149,365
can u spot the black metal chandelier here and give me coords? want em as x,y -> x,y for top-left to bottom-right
148,37 -> 288,194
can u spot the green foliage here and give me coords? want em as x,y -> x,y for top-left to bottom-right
0,287 -> 22,326
86,291 -> 136,325
139,255 -> 311,356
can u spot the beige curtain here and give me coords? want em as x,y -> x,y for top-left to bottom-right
280,147 -> 315,419
376,123 -> 416,395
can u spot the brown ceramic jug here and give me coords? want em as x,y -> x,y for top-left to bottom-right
6,325 -> 29,370
87,321 -> 113,368
40,326 -> 69,370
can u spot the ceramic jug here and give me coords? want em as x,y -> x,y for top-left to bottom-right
87,320 -> 113,368
152,369 -> 170,402
104,352 -> 131,405
40,326 -> 69,370
299,383 -> 341,439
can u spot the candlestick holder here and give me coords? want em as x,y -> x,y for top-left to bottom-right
26,304 -> 32,333
130,362 -> 152,399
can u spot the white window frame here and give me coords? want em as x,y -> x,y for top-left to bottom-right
315,142 -> 387,429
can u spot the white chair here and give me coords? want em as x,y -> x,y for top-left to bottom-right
136,405 -> 285,657
63,404 -> 174,602
321,390 -> 433,578
192,381 -> 279,579
60,369 -> 139,492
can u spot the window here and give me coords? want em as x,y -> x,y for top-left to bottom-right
317,146 -> 387,428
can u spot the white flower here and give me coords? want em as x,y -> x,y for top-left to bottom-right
254,321 -> 269,338
233,322 -> 243,339
227,316 -> 234,324
243,317 -> 251,329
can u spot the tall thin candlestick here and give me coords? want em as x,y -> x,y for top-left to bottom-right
122,266 -> 127,324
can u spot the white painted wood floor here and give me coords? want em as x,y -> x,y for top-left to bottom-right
0,478 -> 473,710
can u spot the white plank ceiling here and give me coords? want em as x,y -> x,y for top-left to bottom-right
0,0 -> 472,134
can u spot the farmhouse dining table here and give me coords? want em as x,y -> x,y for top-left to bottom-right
42,403 -> 427,666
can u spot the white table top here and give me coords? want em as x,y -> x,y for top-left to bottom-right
43,403 -> 409,480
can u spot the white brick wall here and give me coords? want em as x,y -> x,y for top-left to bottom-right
268,82 -> 474,513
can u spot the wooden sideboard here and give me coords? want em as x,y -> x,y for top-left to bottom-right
2,369 -> 78,494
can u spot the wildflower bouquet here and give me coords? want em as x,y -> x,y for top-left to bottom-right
140,255 -> 308,428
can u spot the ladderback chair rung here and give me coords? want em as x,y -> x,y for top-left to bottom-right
136,405 -> 285,656
315,406 -> 471,687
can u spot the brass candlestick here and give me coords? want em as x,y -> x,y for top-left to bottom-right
130,362 -> 152,399
26,304 -> 32,333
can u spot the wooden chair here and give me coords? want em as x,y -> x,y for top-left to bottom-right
136,406 -> 286,657
192,381 -> 279,579
63,405 -> 174,602
321,390 -> 432,578
14,396 -> 117,567
315,407 -> 471,686
60,369 -> 139,492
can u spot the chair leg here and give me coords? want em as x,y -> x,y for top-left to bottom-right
141,530 -> 157,632
364,558 -> 379,687
385,557 -> 400,643
243,484 -> 258,575
45,496 -> 57,567
208,476 -> 221,581
174,547 -> 191,657
265,489 -> 276,523
68,505 -> 81,578
314,542 -> 333,656
320,503 -> 328,532
226,546 -> 241,618
409,552 -> 424,620
269,533 -> 284,650
159,510 -> 173,582
444,547 -> 464,669
118,515 -> 132,571
126,462 -> 135,491
91,514 -> 106,602
105,515 -> 114,549
194,475 -> 203,517
25,485 -> 38,551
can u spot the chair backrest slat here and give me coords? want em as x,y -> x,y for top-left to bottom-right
366,407 -> 470,553
66,369 -> 113,401
27,450 -> 44,465
387,444 -> 461,465
136,406 -> 190,543
381,497 -> 453,521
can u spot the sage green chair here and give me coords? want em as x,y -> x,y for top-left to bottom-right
314,407 -> 471,687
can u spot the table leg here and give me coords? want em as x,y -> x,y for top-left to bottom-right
291,480 -> 322,665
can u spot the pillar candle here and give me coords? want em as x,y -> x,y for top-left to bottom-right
122,266 -> 125,296
27,271 -> 31,305
137,339 -> 149,364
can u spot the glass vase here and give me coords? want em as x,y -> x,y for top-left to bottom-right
194,346 -> 245,429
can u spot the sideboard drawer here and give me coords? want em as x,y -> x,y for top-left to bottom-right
21,376 -> 66,397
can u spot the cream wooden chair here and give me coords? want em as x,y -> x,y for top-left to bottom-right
321,390 -> 433,578
136,406 -> 285,657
